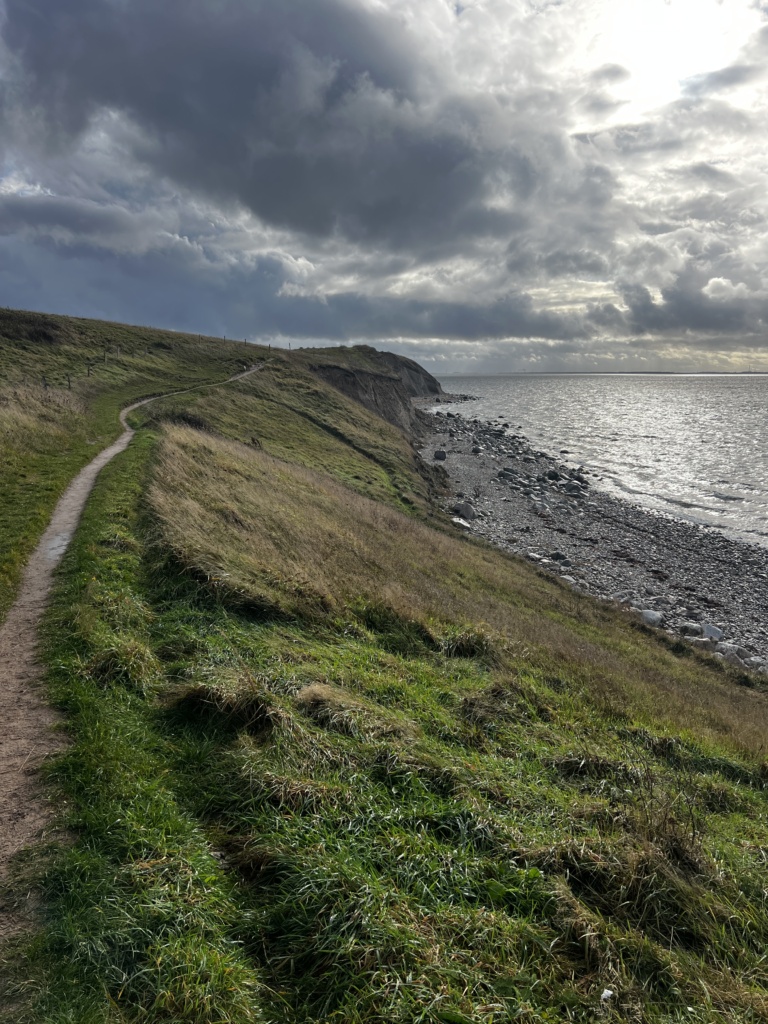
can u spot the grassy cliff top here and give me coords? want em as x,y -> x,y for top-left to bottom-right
2,308 -> 768,1023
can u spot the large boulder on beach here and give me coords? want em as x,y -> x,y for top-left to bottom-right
641,609 -> 664,627
563,481 -> 584,494
715,644 -> 748,668
452,501 -> 478,521
433,449 -> 447,461
701,623 -> 724,641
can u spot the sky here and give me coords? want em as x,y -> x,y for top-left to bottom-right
1,0 -> 767,374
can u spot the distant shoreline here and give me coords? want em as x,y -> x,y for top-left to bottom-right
437,370 -> 768,377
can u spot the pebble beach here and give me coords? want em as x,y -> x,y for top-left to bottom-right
419,401 -> 768,675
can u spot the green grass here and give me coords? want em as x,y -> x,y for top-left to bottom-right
5,307 -> 768,1022
0,308 -> 265,619
133,356 -> 435,514
6,414 -> 768,1021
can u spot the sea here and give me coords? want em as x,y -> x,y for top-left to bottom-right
435,374 -> 768,549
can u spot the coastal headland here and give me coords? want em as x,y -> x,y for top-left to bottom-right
3,308 -> 768,1023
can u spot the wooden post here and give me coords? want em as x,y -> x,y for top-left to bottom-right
67,374 -> 71,390
87,363 -> 91,377
41,374 -> 47,389
104,345 -> 108,363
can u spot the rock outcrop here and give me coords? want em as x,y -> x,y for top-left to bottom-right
308,346 -> 443,432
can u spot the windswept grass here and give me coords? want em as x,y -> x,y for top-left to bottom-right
150,424 -> 768,752
136,356 -> 436,513
8,315 -> 768,1023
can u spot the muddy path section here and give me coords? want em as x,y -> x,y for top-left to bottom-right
0,364 -> 263,913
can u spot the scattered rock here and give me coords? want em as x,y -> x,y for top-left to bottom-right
701,623 -> 724,642
681,621 -> 703,636
641,610 -> 664,627
433,449 -> 447,461
421,405 -> 768,664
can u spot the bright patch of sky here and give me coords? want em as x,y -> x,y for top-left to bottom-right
576,0 -> 763,121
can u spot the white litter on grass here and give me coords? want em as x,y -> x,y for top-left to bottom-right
600,988 -> 614,1002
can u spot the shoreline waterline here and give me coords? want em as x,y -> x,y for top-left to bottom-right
433,372 -> 768,550
419,398 -> 768,672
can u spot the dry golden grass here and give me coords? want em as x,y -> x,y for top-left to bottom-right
0,384 -> 87,447
149,424 -> 768,756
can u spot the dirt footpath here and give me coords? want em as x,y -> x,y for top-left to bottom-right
0,365 -> 261,934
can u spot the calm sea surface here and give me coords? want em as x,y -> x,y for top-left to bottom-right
436,374 -> 768,548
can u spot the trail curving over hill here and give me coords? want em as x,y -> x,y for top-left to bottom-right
0,364 -> 262,928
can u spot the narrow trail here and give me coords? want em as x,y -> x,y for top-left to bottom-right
0,364 -> 262,930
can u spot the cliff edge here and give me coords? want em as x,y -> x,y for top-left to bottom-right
297,345 -> 443,432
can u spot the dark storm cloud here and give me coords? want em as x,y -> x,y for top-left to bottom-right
0,228 -> 588,343
0,0 -> 588,257
617,279 -> 767,337
0,192 -> 167,250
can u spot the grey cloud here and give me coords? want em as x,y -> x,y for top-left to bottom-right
682,162 -> 739,186
1,0 -> 601,259
578,96 -> 758,160
0,229 -> 588,342
0,192 -> 170,252
682,63 -> 763,97
507,245 -> 609,279
589,64 -> 630,85
637,221 -> 678,236
617,276 -> 768,337
577,92 -> 628,117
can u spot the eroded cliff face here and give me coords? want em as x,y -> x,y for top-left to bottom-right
307,346 -> 443,433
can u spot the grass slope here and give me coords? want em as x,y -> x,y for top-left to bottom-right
5,344 -> 768,1024
0,308 -> 264,620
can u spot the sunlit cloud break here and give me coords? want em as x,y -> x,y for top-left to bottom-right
1,0 -> 767,371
